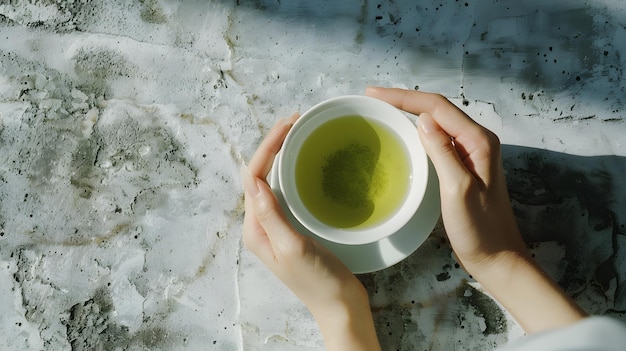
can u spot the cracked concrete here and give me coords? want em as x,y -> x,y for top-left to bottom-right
1,1 -> 625,350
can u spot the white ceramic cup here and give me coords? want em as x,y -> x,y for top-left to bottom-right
278,95 -> 428,245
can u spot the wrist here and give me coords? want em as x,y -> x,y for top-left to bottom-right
465,250 -> 586,334
463,249 -> 533,284
310,283 -> 381,351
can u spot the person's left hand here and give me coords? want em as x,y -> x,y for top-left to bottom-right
242,113 -> 365,314
241,113 -> 380,350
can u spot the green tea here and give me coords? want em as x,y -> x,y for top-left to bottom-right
295,115 -> 411,229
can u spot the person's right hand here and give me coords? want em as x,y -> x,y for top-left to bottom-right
366,86 -> 586,334
366,86 -> 526,273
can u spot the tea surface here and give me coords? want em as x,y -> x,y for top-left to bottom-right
295,115 -> 411,228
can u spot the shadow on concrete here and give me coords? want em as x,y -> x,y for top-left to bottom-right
502,144 -> 626,315
229,0 -> 625,119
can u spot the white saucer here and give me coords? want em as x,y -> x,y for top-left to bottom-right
269,156 -> 441,274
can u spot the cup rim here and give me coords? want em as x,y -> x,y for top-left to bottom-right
278,95 -> 428,245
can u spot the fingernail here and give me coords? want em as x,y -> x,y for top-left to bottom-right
268,117 -> 290,136
288,111 -> 300,123
365,86 -> 383,95
275,117 -> 289,128
240,165 -> 260,197
417,113 -> 437,134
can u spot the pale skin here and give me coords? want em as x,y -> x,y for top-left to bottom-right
241,87 -> 586,350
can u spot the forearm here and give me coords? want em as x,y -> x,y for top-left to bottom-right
468,251 -> 587,334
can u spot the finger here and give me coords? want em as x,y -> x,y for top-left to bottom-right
243,193 -> 271,255
251,177 -> 304,261
365,86 -> 479,139
243,214 -> 275,266
417,113 -> 472,188
241,167 -> 276,264
247,114 -> 296,180
287,111 -> 300,124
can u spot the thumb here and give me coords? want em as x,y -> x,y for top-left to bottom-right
417,113 -> 469,187
251,177 -> 307,260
